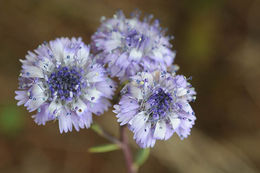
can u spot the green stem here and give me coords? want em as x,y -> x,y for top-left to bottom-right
91,123 -> 122,147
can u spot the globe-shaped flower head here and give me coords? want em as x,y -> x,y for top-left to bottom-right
114,70 -> 196,148
92,10 -> 176,81
15,37 -> 115,133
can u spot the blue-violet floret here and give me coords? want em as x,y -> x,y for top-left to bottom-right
114,70 -> 196,148
92,10 -> 176,81
15,37 -> 116,133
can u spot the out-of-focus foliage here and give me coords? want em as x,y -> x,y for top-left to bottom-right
0,104 -> 24,136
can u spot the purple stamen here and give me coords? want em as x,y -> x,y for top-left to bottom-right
147,88 -> 172,120
47,66 -> 84,101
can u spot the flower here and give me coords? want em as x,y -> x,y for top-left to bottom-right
91,10 -> 176,81
113,70 -> 196,148
15,37 -> 115,133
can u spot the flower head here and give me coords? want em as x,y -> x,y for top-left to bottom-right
114,71 -> 196,148
15,37 -> 115,133
92,10 -> 176,81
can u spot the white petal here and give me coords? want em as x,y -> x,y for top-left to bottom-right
164,124 -> 174,140
181,118 -> 194,129
78,111 -> 93,128
37,58 -> 54,72
177,101 -> 194,115
104,32 -> 121,51
141,73 -> 154,85
113,105 -> 120,114
25,51 -> 37,62
31,83 -> 46,97
71,99 -> 87,115
22,65 -> 44,78
146,133 -> 156,147
25,84 -> 47,112
48,100 -> 62,116
58,114 -> 72,133
26,98 -> 45,112
32,104 -> 54,125
50,39 -> 65,61
82,88 -> 102,102
63,52 -> 75,65
182,102 -> 193,115
85,71 -> 103,83
129,48 -> 142,61
169,114 -> 181,130
134,122 -> 151,143
129,111 -> 147,131
77,45 -> 90,62
15,91 -> 29,106
152,50 -> 163,61
176,88 -> 187,97
117,109 -> 137,125
129,86 -> 143,100
153,120 -> 167,140
115,53 -> 130,68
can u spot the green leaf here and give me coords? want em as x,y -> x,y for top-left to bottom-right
88,144 -> 120,153
91,123 -> 103,135
134,148 -> 150,167
119,80 -> 129,90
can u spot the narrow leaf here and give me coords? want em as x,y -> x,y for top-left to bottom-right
134,148 -> 150,167
88,144 -> 120,153
91,123 -> 103,135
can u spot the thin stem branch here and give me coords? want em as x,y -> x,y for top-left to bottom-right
120,126 -> 136,173
91,123 -> 122,147
91,123 -> 136,173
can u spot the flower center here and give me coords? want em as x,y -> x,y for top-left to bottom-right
147,88 -> 172,120
47,66 -> 84,101
125,30 -> 146,49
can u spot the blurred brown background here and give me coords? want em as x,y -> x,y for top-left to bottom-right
0,0 -> 260,172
